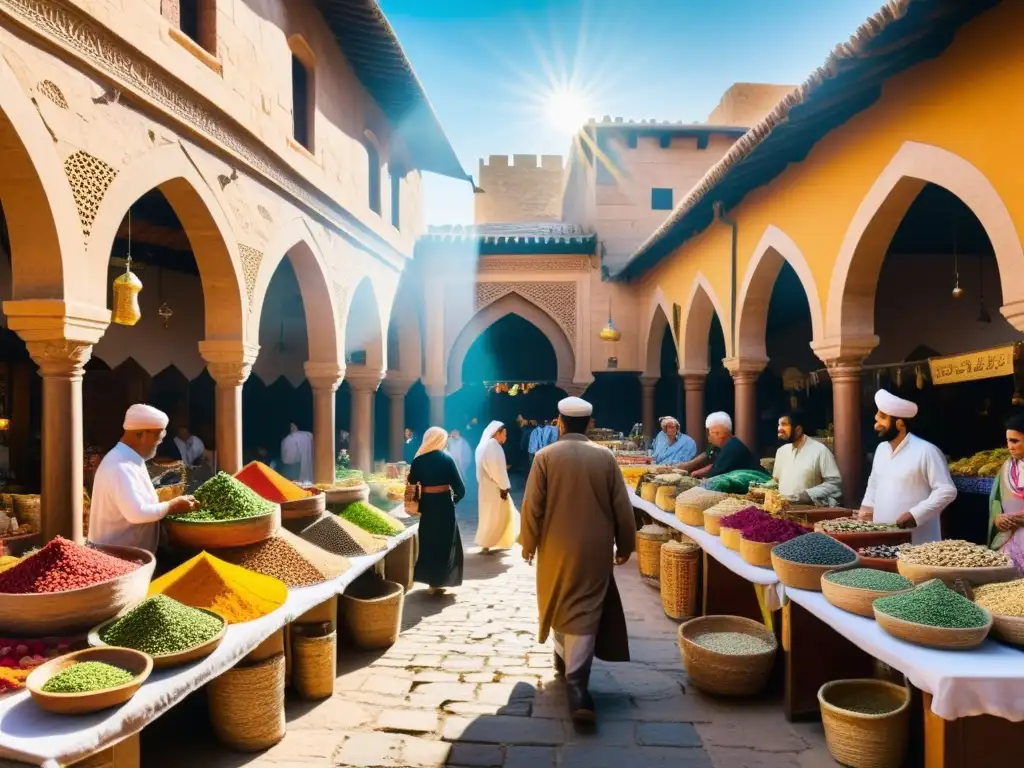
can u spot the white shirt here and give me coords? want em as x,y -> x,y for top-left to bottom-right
445,436 -> 473,481
773,437 -> 843,506
281,430 -> 314,485
88,443 -> 171,552
174,435 -> 205,467
862,433 -> 957,544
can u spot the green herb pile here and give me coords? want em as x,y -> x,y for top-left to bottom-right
41,661 -> 134,693
338,501 -> 404,536
772,533 -> 857,566
873,579 -> 989,629
99,595 -> 223,655
176,472 -> 276,522
824,568 -> 912,592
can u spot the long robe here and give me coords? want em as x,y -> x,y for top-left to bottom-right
445,436 -> 473,483
475,426 -> 517,549
520,434 -> 636,659
281,430 -> 314,485
408,450 -> 465,588
89,443 -> 170,553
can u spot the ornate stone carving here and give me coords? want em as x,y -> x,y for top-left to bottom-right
257,204 -> 273,223
198,340 -> 258,386
474,281 -> 577,345
63,150 -> 117,238
478,256 -> 590,273
37,79 -> 68,109
238,244 -> 262,310
26,340 -> 93,379
304,361 -> 345,392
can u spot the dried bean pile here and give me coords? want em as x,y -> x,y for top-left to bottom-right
41,661 -> 134,694
823,568 -> 912,592
972,578 -> 1024,617
218,535 -> 327,587
742,517 -> 810,544
692,631 -> 774,655
874,579 -> 989,629
0,537 -> 138,594
898,540 -> 1011,568
858,545 -> 907,560
176,472 -> 276,522
719,507 -> 772,531
772,533 -> 857,566
100,595 -> 223,655
817,519 -> 899,533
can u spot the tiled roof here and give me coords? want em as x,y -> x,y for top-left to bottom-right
417,222 -> 596,255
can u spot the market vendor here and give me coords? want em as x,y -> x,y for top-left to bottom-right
676,412 -> 760,478
857,389 -> 956,544
651,416 -> 697,465
773,410 -> 843,506
88,404 -> 199,553
988,412 -> 1024,568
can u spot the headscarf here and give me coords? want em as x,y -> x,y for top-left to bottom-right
475,421 -> 505,462
416,427 -> 448,458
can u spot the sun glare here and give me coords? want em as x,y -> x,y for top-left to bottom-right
544,87 -> 591,135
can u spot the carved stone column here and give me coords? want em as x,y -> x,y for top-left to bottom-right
4,300 -> 109,544
724,357 -> 767,454
305,362 -> 345,486
348,368 -> 384,472
681,371 -> 708,451
199,341 -> 258,475
639,375 -> 659,441
382,376 -> 415,462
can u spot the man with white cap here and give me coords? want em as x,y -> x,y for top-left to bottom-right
520,396 -> 635,725
88,404 -> 199,553
676,412 -> 761,478
858,389 -> 956,544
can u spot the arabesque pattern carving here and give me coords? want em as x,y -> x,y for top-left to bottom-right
478,256 -> 590,273
38,79 -> 69,109
63,150 -> 117,238
257,205 -> 273,223
238,244 -> 263,310
475,281 -> 577,345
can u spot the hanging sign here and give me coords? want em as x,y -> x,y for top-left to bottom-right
928,344 -> 1018,385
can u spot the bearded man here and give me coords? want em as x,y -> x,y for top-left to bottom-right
772,410 -> 843,506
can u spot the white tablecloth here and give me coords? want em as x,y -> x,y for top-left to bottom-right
0,523 -> 418,767
785,586 -> 1024,721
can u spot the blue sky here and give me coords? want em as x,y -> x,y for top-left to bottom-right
379,0 -> 883,226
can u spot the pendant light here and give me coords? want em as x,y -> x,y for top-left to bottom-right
111,209 -> 143,326
157,265 -> 173,329
950,214 -> 963,299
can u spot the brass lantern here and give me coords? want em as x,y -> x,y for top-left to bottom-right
112,256 -> 142,326
599,300 -> 622,369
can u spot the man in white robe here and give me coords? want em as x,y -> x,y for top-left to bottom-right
173,426 -> 206,468
281,423 -> 314,485
89,404 -> 199,552
445,427 -> 473,483
858,389 -> 957,544
773,410 -> 843,506
475,421 -> 517,552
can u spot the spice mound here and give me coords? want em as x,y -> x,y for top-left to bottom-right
148,552 -> 287,624
218,530 -> 348,587
772,533 -> 857,566
338,502 -> 405,536
41,661 -> 134,694
234,462 -> 312,504
692,631 -> 773,655
719,508 -> 772,531
175,472 -> 276,522
873,579 -> 989,629
99,595 -> 223,656
817,519 -> 899,533
857,545 -> 907,560
824,568 -> 912,592
898,539 -> 1011,568
0,636 -> 78,694
973,578 -> 1024,617
742,518 -> 809,544
299,515 -> 385,557
0,555 -> 20,573
0,537 -> 138,594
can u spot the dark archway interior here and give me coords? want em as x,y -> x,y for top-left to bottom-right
461,314 -> 558,383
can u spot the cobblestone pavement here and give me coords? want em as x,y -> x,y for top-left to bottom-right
145,481 -> 833,767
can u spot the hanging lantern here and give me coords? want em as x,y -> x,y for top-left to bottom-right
112,209 -> 142,326
158,302 -> 173,329
599,317 -> 622,342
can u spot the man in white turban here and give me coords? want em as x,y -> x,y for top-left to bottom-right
858,389 -> 956,544
88,404 -> 199,552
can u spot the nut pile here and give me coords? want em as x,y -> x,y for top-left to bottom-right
874,579 -> 989,629
99,595 -> 223,656
824,568 -> 912,592
772,533 -> 857,566
857,545 -> 907,560
691,631 -> 774,655
972,579 -> 1024,617
817,519 -> 899,533
41,661 -> 135,694
898,540 -> 1011,568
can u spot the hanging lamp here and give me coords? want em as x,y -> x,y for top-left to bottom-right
951,214 -> 963,299
111,209 -> 143,326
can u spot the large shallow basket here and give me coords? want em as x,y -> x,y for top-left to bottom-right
873,607 -> 992,650
208,653 -> 285,751
856,554 -> 900,573
0,544 -> 155,635
720,526 -> 742,551
637,527 -> 670,585
739,537 -> 777,568
989,614 -> 1024,647
820,572 -> 911,618
88,606 -> 227,669
340,577 -> 405,650
660,539 -> 699,620
280,491 -> 326,522
163,505 -> 281,549
896,559 -> 1018,587
323,484 -> 370,506
783,507 -> 853,525
820,529 -> 913,550
818,679 -> 910,768
771,544 -> 859,591
26,647 -> 152,716
678,615 -> 777,697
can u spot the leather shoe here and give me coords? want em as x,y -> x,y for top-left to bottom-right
553,651 -> 565,677
566,668 -> 594,724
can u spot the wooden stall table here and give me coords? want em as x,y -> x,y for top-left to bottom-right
784,586 -> 1024,768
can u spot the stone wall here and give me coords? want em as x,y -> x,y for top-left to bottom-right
475,154 -> 564,224
707,82 -> 794,127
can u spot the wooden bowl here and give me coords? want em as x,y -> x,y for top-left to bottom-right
873,608 -> 992,650
988,614 -> 1024,647
739,537 -> 777,568
821,571 -> 913,618
163,505 -> 281,549
88,606 -> 227,669
771,544 -> 859,591
720,526 -> 742,551
323,484 -> 370,506
281,491 -> 326,521
896,559 -> 1019,587
819,529 -> 913,549
26,647 -> 152,715
0,545 -> 155,635
678,615 -> 778,697
784,507 -> 854,525
854,554 -> 900,573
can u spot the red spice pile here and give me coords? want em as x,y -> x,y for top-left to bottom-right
719,507 -> 772,531
0,537 -> 139,594
742,518 -> 810,544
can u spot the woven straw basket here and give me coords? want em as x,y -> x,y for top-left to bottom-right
704,510 -> 724,535
674,503 -> 705,527
660,539 -> 699,621
384,535 -> 416,593
292,626 -> 336,700
340,578 -> 405,650
655,485 -> 681,512
820,573 -> 910,618
208,653 -> 286,752
771,544 -> 859,591
818,679 -> 910,768
739,537 -> 777,568
896,559 -> 1019,587
678,615 -> 777,697
640,483 -> 658,503
637,527 -> 670,586
990,613 -> 1024,646
720,526 -> 742,551
873,608 -> 992,650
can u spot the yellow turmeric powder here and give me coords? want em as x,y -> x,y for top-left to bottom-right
148,552 -> 288,624
0,555 -> 20,573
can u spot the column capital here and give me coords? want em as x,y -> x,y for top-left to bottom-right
681,371 -> 708,392
26,340 -> 93,379
382,374 -> 416,398
347,365 -> 384,394
199,340 -> 259,386
558,379 -> 593,398
304,361 -> 346,392
638,374 -> 660,390
810,335 -> 878,368
722,357 -> 767,383
5,300 -> 109,379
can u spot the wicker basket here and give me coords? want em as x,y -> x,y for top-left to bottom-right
739,537 -> 777,568
720,526 -> 742,551
637,526 -> 670,586
340,577 -> 405,650
678,615 -> 777,696
819,679 -> 910,768
990,614 -> 1024,647
896,559 -> 1019,588
292,624 -> 336,700
384,536 -> 416,592
819,529 -> 913,550
10,494 -> 41,530
874,608 -> 992,650
655,485 -> 681,512
640,483 -> 658,503
856,554 -> 900,573
208,653 -> 286,752
660,539 -> 699,620
820,572 -> 911,618
771,545 -> 859,591
675,503 -> 705,527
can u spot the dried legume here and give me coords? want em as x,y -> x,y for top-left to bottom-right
299,515 -> 384,557
858,545 -> 907,560
972,578 -> 1024,617
692,631 -> 774,655
772,533 -> 857,566
873,579 -> 989,629
41,661 -> 134,693
817,519 -> 899,533
100,595 -> 223,655
824,568 -> 912,592
175,472 -> 276,522
218,534 -> 332,587
898,540 -> 1010,568
338,502 -> 404,536
0,538 -> 138,594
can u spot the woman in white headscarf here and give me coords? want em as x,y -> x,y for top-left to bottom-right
475,421 -> 517,552
408,427 -> 465,594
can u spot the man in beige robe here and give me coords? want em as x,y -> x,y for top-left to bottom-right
520,396 -> 636,724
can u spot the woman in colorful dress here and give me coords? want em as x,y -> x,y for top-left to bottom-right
989,412 -> 1024,569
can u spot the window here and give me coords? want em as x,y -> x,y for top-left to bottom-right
651,188 -> 673,210
390,168 -> 401,229
365,140 -> 381,215
165,0 -> 217,55
291,54 -> 312,150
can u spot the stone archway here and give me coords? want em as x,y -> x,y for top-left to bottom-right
640,287 -> 673,378
736,225 -> 824,361
344,277 -> 387,471
826,141 -> 1024,342
678,274 -> 729,372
